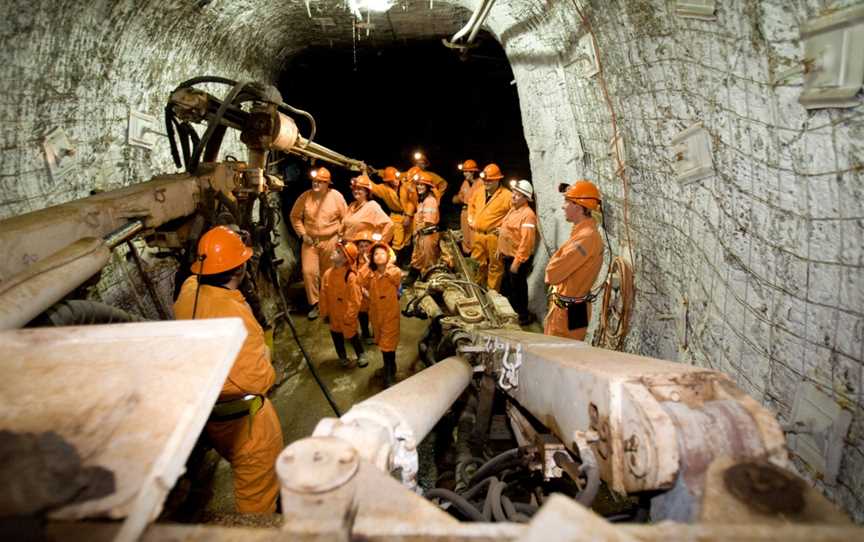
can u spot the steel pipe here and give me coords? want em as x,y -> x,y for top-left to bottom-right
0,220 -> 145,330
0,238 -> 110,329
313,355 -> 474,488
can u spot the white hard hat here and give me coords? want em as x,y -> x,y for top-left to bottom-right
512,179 -> 534,201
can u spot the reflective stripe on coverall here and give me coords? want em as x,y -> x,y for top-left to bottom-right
543,218 -> 603,341
342,200 -> 393,245
320,265 -> 362,338
289,189 -> 347,306
363,262 -> 402,352
174,276 -> 283,514
411,193 -> 440,273
497,204 -> 537,263
469,185 -> 512,290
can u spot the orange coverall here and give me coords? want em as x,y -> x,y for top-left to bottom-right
411,192 -> 440,273
469,185 -> 512,290
543,218 -> 603,340
424,170 -> 449,201
363,262 -> 402,352
456,179 -> 482,253
371,181 -> 412,251
290,188 -> 347,306
319,265 -> 362,339
497,204 -> 537,263
174,276 -> 283,514
342,200 -> 393,244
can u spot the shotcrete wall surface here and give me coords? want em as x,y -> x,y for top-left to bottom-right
490,0 -> 864,518
0,0 -> 862,521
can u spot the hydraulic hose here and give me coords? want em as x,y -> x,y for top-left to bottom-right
554,450 -> 600,507
32,300 -> 142,327
426,488 -> 485,522
188,81 -> 250,173
467,446 -> 531,487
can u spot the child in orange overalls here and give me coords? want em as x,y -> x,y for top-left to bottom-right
320,242 -> 369,368
364,242 -> 402,387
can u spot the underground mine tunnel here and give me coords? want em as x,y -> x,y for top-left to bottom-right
0,0 -> 863,540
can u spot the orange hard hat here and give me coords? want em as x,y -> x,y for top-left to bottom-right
405,166 -> 421,181
381,166 -> 400,183
349,230 -> 373,243
459,159 -> 479,172
348,225 -> 381,244
480,163 -> 503,181
564,180 -> 602,211
351,174 -> 372,191
338,242 -> 359,266
191,225 -> 253,275
413,170 -> 435,187
310,167 -> 332,183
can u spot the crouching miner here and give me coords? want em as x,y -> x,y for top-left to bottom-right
175,226 -> 284,513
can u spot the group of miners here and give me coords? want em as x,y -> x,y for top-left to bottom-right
170,150 -> 605,515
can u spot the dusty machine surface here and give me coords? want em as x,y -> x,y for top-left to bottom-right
0,319 -> 247,542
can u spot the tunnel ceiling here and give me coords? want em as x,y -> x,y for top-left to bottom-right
189,0 -> 474,68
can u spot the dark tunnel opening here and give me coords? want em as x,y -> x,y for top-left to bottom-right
274,36 -> 530,227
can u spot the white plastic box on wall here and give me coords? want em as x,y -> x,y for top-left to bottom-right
671,122 -> 713,185
799,4 -> 864,110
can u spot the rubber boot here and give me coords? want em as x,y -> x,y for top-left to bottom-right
359,312 -> 374,345
349,334 -> 367,367
382,351 -> 397,388
331,331 -> 349,367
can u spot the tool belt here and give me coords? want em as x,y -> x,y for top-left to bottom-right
210,394 -> 264,422
553,293 -> 594,330
417,225 -> 438,236
476,227 -> 500,236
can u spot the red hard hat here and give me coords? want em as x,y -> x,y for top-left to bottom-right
191,226 -> 253,275
459,159 -> 479,172
310,167 -> 332,183
564,180 -> 602,211
480,163 -> 503,181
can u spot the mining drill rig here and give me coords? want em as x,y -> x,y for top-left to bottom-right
0,78 -> 858,541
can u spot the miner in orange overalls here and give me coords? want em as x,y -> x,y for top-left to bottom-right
289,167 -> 347,320
406,170 -> 440,283
411,150 -> 448,202
320,241 -> 369,368
370,166 -> 413,266
363,242 -> 402,387
341,174 -> 393,244
497,179 -> 537,325
544,180 -> 604,341
468,163 -> 512,291
174,226 -> 283,514
453,159 -> 481,255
